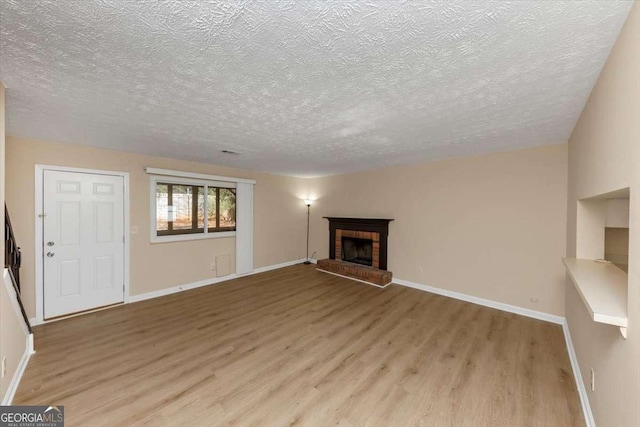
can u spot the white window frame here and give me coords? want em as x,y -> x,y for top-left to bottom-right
149,175 -> 237,243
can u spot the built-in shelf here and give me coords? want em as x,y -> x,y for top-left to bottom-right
562,257 -> 628,338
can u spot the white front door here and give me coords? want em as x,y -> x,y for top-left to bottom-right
43,170 -> 125,319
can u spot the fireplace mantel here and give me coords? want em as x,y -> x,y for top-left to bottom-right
324,217 -> 394,270
323,217 -> 394,228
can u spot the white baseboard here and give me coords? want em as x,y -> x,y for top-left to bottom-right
255,257 -> 315,272
28,334 -> 35,355
562,320 -> 595,427
128,258 -> 308,303
1,334 -> 33,406
392,277 -> 564,325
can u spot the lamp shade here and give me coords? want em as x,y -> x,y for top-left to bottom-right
304,199 -> 313,206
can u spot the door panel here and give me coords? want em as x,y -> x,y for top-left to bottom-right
59,260 -> 81,296
94,256 -> 114,290
43,170 -> 125,319
59,202 -> 81,245
94,203 -> 115,243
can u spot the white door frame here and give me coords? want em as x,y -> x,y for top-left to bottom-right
35,165 -> 131,324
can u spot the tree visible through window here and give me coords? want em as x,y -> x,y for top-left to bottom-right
155,182 -> 235,236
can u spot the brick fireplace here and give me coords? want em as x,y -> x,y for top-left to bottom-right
318,217 -> 394,286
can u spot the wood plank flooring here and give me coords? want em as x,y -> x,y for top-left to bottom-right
15,265 -> 583,426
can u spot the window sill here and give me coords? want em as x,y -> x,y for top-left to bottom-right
151,231 -> 236,244
562,257 -> 628,338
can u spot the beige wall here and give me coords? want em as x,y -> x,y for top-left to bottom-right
605,227 -> 630,271
6,136 -> 570,321
6,136 -> 309,318
1,82 -> 29,402
0,274 -> 29,401
307,144 -> 568,316
565,2 -> 640,426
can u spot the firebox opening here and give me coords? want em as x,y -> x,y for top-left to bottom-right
341,236 -> 373,267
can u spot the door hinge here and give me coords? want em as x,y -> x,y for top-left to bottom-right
38,213 -> 47,218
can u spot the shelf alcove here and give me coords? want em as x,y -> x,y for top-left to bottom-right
565,188 -> 630,338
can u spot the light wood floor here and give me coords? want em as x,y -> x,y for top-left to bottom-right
16,265 -> 583,426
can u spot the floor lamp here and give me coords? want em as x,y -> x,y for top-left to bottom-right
304,200 -> 312,264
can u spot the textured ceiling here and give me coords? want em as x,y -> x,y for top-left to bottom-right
0,1 -> 633,177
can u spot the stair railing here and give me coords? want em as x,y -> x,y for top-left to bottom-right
4,204 -> 31,333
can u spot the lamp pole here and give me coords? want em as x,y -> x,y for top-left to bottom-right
304,201 -> 311,264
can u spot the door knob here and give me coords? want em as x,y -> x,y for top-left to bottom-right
47,241 -> 55,246
46,252 -> 55,258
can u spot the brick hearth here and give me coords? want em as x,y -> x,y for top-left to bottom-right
317,258 -> 392,287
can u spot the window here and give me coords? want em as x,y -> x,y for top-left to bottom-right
153,178 -> 236,241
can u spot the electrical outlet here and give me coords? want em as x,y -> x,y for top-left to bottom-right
2,356 -> 6,378
530,297 -> 539,303
590,368 -> 595,391
211,262 -> 216,271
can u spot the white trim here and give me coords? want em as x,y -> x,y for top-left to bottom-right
128,277 -> 228,303
35,165 -> 131,323
392,277 -> 564,325
128,258 -> 308,303
35,167 -> 43,324
123,173 -> 131,304
151,231 -> 236,244
28,334 -> 35,355
144,167 -> 256,184
562,320 -> 595,427
316,268 -> 392,288
149,175 -> 237,188
235,182 -> 254,275
1,335 -> 32,406
3,270 -> 30,336
253,257 -> 315,272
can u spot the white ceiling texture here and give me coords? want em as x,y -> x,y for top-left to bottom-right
0,1 -> 634,177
